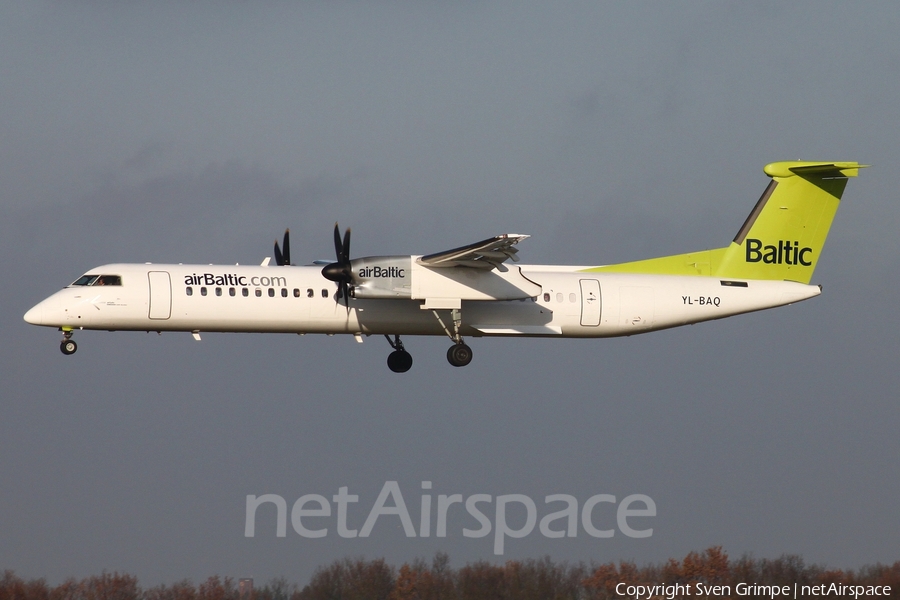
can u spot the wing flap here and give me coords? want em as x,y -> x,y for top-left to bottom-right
418,234 -> 529,269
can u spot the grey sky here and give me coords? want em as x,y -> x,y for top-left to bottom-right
2,1 -> 899,586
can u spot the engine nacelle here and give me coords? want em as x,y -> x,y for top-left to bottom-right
349,255 -> 542,302
350,256 -> 413,299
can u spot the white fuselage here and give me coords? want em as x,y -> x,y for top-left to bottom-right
24,262 -> 819,339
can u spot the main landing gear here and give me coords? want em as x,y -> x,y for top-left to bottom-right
383,334 -> 473,371
433,307 -> 473,368
385,335 -> 413,373
447,342 -> 473,367
385,306 -> 475,372
59,330 -> 77,355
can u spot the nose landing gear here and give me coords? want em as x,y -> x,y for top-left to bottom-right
59,330 -> 77,355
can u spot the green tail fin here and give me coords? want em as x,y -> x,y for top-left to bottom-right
582,161 -> 866,283
714,161 -> 865,283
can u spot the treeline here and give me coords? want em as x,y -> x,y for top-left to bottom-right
2,548 -> 898,600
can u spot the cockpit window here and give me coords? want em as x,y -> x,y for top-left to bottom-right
70,274 -> 122,287
94,275 -> 122,286
72,275 -> 99,286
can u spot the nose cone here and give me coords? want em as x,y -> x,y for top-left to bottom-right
24,303 -> 43,325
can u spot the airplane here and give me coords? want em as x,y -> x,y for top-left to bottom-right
24,160 -> 865,372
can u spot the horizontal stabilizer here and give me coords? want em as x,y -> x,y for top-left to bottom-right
763,161 -> 869,179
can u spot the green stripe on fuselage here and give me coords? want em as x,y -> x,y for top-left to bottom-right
580,248 -> 727,277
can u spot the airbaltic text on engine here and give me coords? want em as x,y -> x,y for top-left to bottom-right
357,266 -> 405,278
745,239 -> 813,266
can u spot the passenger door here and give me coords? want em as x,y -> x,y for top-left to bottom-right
148,271 -> 172,320
579,279 -> 602,326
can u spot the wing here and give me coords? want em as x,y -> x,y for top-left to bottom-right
417,234 -> 529,269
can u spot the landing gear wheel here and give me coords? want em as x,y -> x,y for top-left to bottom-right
447,343 -> 472,367
60,339 -> 77,355
387,350 -> 413,373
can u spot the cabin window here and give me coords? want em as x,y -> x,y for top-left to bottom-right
543,293 -> 550,302
307,289 -> 314,298
255,289 -> 262,297
186,287 -> 193,296
281,288 -> 288,298
556,292 -> 563,302
201,287 -> 208,296
293,288 -> 301,298
215,287 -> 222,296
229,287 -> 236,296
268,288 -> 275,297
321,289 -> 329,298
569,293 -> 576,303
242,288 -> 249,297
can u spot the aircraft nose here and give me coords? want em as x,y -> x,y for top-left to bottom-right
24,303 -> 43,325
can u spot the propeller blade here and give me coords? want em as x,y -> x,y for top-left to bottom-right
323,223 -> 354,310
333,223 -> 343,262
282,229 -> 290,266
273,229 -> 291,266
340,281 -> 350,308
341,228 -> 351,264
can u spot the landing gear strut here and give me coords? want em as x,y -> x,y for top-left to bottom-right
432,308 -> 474,367
59,330 -> 77,355
385,335 -> 412,373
